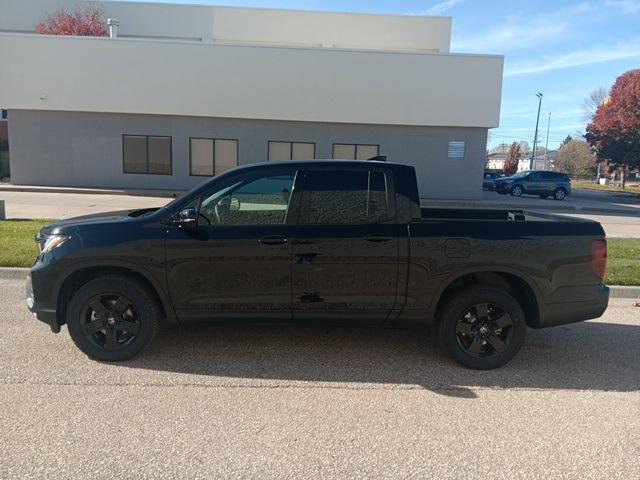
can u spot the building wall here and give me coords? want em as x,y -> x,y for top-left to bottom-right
9,110 -> 487,199
0,33 -> 503,129
1,0 -> 452,52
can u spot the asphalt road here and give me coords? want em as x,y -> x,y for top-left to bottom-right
4,187 -> 640,237
1,278 -> 639,479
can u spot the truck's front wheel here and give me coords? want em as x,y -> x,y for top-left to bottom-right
66,275 -> 160,361
438,286 -> 527,369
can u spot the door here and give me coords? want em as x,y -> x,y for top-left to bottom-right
526,172 -> 544,194
165,168 -> 298,322
291,167 -> 401,323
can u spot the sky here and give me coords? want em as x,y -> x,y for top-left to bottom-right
129,0 -> 640,151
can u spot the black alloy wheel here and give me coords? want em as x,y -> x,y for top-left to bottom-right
438,286 -> 527,369
454,303 -> 513,358
66,275 -> 160,361
81,294 -> 140,351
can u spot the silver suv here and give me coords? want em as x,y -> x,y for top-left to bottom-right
494,171 -> 571,200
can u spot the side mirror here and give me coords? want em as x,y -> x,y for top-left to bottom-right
177,208 -> 198,229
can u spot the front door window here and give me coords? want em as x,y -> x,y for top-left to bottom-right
198,173 -> 296,226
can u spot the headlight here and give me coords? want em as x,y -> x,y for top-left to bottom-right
41,235 -> 71,254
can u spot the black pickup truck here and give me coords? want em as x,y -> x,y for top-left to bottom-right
27,161 -> 609,369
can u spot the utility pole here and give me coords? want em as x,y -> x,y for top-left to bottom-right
530,92 -> 543,170
544,112 -> 551,169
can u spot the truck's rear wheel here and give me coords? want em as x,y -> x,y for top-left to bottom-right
66,275 -> 160,361
438,286 -> 526,369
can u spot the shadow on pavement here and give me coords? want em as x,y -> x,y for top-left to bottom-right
124,320 -> 640,398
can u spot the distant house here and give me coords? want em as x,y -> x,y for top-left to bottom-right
485,151 -> 529,172
486,148 -> 558,173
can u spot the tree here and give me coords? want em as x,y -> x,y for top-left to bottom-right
582,87 -> 608,121
518,140 -> 531,157
586,70 -> 640,189
36,7 -> 107,36
560,135 -> 573,148
503,142 -> 521,176
554,139 -> 597,177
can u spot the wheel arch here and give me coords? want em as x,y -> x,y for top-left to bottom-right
55,262 -> 176,327
430,268 -> 541,328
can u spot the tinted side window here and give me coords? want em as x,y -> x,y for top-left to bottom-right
299,170 -> 391,225
198,172 -> 296,226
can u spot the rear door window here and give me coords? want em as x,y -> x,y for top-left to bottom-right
298,169 -> 393,225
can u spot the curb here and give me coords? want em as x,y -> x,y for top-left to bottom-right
0,267 -> 29,280
1,267 -> 639,298
0,185 -> 182,198
608,286 -> 640,299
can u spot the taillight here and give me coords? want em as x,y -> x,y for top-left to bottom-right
592,239 -> 607,281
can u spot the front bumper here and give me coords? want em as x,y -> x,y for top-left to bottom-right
535,284 -> 610,329
26,274 -> 60,333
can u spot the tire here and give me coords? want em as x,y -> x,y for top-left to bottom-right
438,286 -> 527,370
510,185 -> 523,197
553,188 -> 567,201
66,275 -> 161,361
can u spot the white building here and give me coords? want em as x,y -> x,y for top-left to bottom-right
0,0 -> 504,199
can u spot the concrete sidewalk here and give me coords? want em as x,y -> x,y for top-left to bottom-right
0,182 -> 182,198
0,190 -> 171,219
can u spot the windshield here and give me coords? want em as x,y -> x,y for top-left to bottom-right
510,172 -> 528,179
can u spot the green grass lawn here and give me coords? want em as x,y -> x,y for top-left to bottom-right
0,219 -> 52,268
1,219 -> 639,286
606,238 -> 640,286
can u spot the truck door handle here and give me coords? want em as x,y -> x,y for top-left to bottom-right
364,234 -> 393,243
258,235 -> 288,246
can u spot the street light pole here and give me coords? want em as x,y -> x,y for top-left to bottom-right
530,92 -> 543,170
544,111 -> 551,169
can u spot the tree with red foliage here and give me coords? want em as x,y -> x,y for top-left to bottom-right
36,7 -> 107,37
586,70 -> 640,189
503,142 -> 521,176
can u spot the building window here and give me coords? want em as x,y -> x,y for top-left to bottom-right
189,138 -> 238,176
123,135 -> 172,175
268,141 -> 315,162
448,141 -> 466,159
332,143 -> 380,160
1,109 -> 7,120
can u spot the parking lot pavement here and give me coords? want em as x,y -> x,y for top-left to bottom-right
4,189 -> 640,237
480,188 -> 640,214
1,279 -> 638,479
556,213 -> 640,238
0,190 -> 170,219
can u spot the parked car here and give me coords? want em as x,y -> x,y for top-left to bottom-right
26,161 -> 608,369
483,171 -> 501,190
494,171 -> 571,200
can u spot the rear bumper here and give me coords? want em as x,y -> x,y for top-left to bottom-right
26,274 -> 60,333
535,284 -> 609,329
